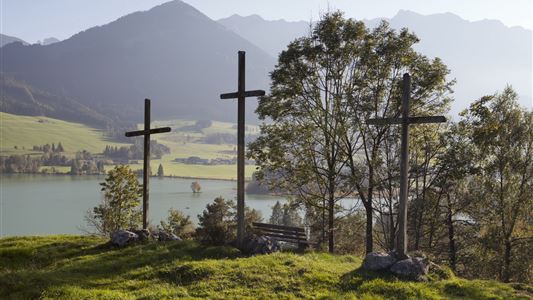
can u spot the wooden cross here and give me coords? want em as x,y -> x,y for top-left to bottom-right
125,99 -> 171,229
220,51 -> 265,248
367,73 -> 446,259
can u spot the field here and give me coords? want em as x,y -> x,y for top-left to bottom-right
0,112 -> 258,180
1,236 -> 530,299
0,112 -> 127,155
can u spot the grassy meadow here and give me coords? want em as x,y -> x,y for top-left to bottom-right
1,236 -> 530,299
0,112 -> 258,180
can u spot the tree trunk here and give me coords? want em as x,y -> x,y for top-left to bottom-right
365,197 -> 373,254
328,193 -> 334,253
446,195 -> 456,271
503,239 -> 512,282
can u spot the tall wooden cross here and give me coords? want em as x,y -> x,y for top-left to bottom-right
367,73 -> 446,259
220,51 -> 265,248
125,99 -> 171,229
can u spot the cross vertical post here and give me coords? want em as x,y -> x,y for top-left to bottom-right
125,99 -> 171,230
237,51 -> 246,247
366,73 -> 446,259
143,99 -> 151,230
220,51 -> 265,248
397,73 -> 411,259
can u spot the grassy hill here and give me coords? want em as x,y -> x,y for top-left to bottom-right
0,112 -> 126,155
0,112 -> 257,179
1,236 -> 530,299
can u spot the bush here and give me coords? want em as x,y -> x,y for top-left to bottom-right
159,208 -> 195,238
196,197 -> 263,245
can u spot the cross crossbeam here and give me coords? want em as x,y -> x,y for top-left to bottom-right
366,73 -> 446,259
219,51 -> 265,249
125,99 -> 171,229
125,127 -> 171,137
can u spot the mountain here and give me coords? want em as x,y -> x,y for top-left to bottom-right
0,75 -> 113,126
42,37 -> 60,45
0,34 -> 27,47
1,0 -> 275,125
218,14 -> 308,58
218,11 -> 532,115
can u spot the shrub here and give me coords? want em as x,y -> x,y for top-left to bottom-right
159,208 -> 195,238
196,197 -> 263,245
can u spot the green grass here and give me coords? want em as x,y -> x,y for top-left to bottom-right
0,236 -> 530,299
0,112 -> 127,155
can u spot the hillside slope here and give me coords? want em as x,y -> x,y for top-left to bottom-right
0,112 -> 126,155
0,236 -> 530,299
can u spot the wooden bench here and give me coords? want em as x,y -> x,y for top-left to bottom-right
252,222 -> 310,250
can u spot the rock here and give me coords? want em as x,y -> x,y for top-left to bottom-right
242,235 -> 281,255
158,231 -> 182,241
390,257 -> 429,280
361,252 -> 398,271
132,229 -> 152,241
111,230 -> 138,247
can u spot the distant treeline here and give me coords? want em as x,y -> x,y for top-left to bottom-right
103,140 -> 170,160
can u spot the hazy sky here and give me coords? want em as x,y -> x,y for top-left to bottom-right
1,0 -> 532,43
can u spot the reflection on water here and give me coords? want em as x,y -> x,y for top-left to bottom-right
0,174 -> 287,237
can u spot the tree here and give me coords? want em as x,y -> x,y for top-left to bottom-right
196,197 -> 263,246
250,12 -> 358,252
56,142 -> 64,152
250,12 -> 452,253
196,197 -> 236,245
159,208 -> 194,238
85,165 -> 142,236
461,87 -> 532,282
270,201 -> 284,225
191,181 -> 201,193
157,163 -> 164,177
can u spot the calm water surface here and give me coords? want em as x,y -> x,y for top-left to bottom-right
0,174 -> 287,237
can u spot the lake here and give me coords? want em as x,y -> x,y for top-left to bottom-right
0,174 -> 287,237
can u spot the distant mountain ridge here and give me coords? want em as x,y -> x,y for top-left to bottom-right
218,11 -> 532,115
1,0 -> 274,125
0,34 -> 27,47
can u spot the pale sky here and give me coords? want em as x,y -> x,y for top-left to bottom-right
1,0 -> 531,43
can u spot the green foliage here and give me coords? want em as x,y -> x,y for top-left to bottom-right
196,197 -> 263,245
157,163 -> 164,177
0,236 -> 529,299
270,201 -> 303,227
85,165 -> 142,236
159,208 -> 194,238
250,11 -> 453,253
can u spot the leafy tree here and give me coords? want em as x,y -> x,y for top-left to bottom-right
159,208 -> 194,238
461,87 -> 532,282
85,165 -> 142,236
270,201 -> 284,225
191,181 -> 201,193
250,12 -> 358,252
250,12 -> 452,253
157,163 -> 164,177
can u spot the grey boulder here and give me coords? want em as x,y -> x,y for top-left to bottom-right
158,231 -> 182,241
242,235 -> 281,255
390,257 -> 429,280
361,252 -> 398,271
111,230 -> 139,247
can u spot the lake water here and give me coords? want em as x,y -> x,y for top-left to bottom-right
0,174 -> 287,237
